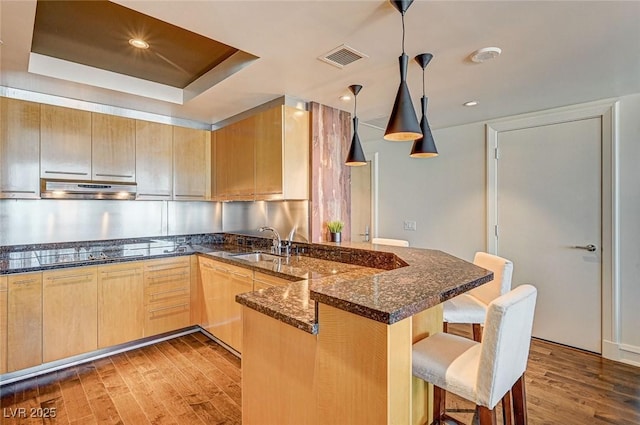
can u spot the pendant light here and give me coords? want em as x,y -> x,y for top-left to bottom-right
345,84 -> 367,166
410,53 -> 438,158
384,0 -> 421,142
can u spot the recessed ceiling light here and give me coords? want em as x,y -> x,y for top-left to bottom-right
128,38 -> 149,49
463,100 -> 479,107
340,94 -> 352,101
470,47 -> 501,63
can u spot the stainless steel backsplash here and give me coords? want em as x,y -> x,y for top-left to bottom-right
0,199 -> 308,245
222,200 -> 309,242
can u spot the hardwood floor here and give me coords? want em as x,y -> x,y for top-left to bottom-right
1,328 -> 639,424
0,333 -> 241,425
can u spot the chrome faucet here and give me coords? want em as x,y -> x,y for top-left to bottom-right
258,226 -> 287,256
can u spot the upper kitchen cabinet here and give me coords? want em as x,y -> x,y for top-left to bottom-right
91,113 -> 136,182
136,120 -> 173,199
213,115 -> 255,200
173,126 -> 211,200
212,104 -> 309,201
0,98 -> 41,198
255,106 -> 309,200
40,104 -> 92,179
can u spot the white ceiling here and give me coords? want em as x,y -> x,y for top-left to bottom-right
1,1 -> 639,132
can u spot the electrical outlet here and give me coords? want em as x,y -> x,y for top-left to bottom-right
403,220 -> 417,231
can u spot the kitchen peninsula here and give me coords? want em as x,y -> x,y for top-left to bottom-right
1,235 -> 492,425
236,241 -> 493,425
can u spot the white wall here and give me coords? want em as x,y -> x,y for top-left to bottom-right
363,93 -> 640,364
364,122 -> 486,261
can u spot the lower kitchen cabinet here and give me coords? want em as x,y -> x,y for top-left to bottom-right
7,272 -> 42,372
43,267 -> 98,363
0,276 -> 7,374
143,257 -> 191,337
199,256 -> 253,352
253,271 -> 291,290
97,262 -> 144,348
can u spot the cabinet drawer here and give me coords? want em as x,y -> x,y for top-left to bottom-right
144,296 -> 191,337
253,271 -> 291,289
144,259 -> 190,290
145,284 -> 190,304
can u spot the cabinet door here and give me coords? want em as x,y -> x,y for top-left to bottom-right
92,113 -> 136,182
199,257 -> 251,352
7,273 -> 42,372
97,262 -> 144,348
136,120 -> 173,199
43,267 -> 98,363
40,104 -> 92,179
143,257 -> 191,336
254,106 -> 283,196
0,98 -> 40,198
0,276 -> 7,374
173,126 -> 209,200
227,267 -> 253,352
213,118 -> 255,199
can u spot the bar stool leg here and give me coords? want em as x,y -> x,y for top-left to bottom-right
501,391 -> 513,425
512,374 -> 528,425
478,406 -> 497,425
433,385 -> 445,423
472,323 -> 483,342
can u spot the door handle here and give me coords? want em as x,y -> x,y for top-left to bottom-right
573,244 -> 597,252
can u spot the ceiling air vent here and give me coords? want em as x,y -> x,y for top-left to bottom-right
318,44 -> 368,69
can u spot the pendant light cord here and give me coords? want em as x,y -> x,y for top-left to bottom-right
354,93 -> 357,117
401,12 -> 406,54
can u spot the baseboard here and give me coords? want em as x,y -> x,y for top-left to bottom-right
602,339 -> 640,367
0,326 -> 201,386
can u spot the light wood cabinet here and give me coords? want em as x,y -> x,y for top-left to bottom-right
7,273 -> 42,372
91,113 -> 136,182
40,104 -> 92,179
253,271 -> 291,291
136,120 -> 173,199
0,98 -> 40,198
212,105 -> 309,201
143,257 -> 191,336
199,256 -> 252,352
97,262 -> 144,348
0,276 -> 7,374
42,267 -> 98,363
213,116 -> 255,200
173,126 -> 210,200
255,106 -> 309,200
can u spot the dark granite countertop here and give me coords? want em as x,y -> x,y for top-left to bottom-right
2,234 -> 492,336
236,241 -> 492,334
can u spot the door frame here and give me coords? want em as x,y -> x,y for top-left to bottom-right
486,100 -> 620,361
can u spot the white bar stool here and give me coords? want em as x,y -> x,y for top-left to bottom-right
371,237 -> 409,247
413,284 -> 537,425
443,252 -> 513,341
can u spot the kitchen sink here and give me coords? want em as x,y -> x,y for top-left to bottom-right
230,252 -> 283,262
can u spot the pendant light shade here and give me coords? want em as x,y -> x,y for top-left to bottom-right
345,84 -> 367,166
411,53 -> 438,158
384,0 -> 421,142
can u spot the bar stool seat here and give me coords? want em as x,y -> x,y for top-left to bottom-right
413,284 -> 537,425
371,237 -> 409,247
443,252 -> 513,341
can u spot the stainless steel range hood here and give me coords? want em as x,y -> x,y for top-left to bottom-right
40,179 -> 137,200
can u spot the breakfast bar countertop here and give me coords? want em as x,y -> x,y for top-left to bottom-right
236,241 -> 493,334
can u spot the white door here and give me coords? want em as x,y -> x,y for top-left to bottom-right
496,117 -> 602,353
350,161 -> 371,242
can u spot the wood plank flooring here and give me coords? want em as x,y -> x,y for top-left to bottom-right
1,328 -> 639,424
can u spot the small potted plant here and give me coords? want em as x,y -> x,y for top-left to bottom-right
327,220 -> 344,243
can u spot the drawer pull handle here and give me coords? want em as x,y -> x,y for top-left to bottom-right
1,190 -> 37,194
102,269 -> 142,277
147,272 -> 188,280
47,273 -> 94,281
11,278 -> 39,285
138,193 -> 171,197
149,303 -> 189,314
146,263 -> 188,270
95,173 -> 134,178
150,287 -> 188,298
231,271 -> 251,278
44,171 -> 89,176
